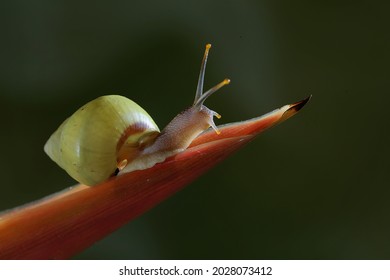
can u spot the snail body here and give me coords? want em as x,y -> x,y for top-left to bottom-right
44,44 -> 230,186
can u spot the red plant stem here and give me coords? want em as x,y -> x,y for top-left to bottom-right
0,96 -> 310,259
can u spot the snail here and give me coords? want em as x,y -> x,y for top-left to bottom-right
44,44 -> 230,186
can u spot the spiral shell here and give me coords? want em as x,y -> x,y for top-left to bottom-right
44,95 -> 159,186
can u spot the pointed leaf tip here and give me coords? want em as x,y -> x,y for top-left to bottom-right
290,95 -> 312,112
279,95 -> 312,123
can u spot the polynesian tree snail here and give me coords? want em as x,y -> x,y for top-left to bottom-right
44,44 -> 230,186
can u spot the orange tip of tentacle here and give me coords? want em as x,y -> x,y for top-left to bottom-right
211,123 -> 221,134
223,78 -> 231,85
206,43 -> 212,50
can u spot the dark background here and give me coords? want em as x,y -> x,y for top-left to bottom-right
0,1 -> 389,259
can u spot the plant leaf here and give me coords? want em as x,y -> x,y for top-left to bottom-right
0,96 -> 310,259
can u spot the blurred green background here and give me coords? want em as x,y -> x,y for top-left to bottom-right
1,0 -> 389,259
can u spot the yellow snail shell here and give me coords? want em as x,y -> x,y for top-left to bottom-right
44,95 -> 159,186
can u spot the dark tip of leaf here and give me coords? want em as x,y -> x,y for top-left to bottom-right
279,95 -> 311,123
292,95 -> 312,112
